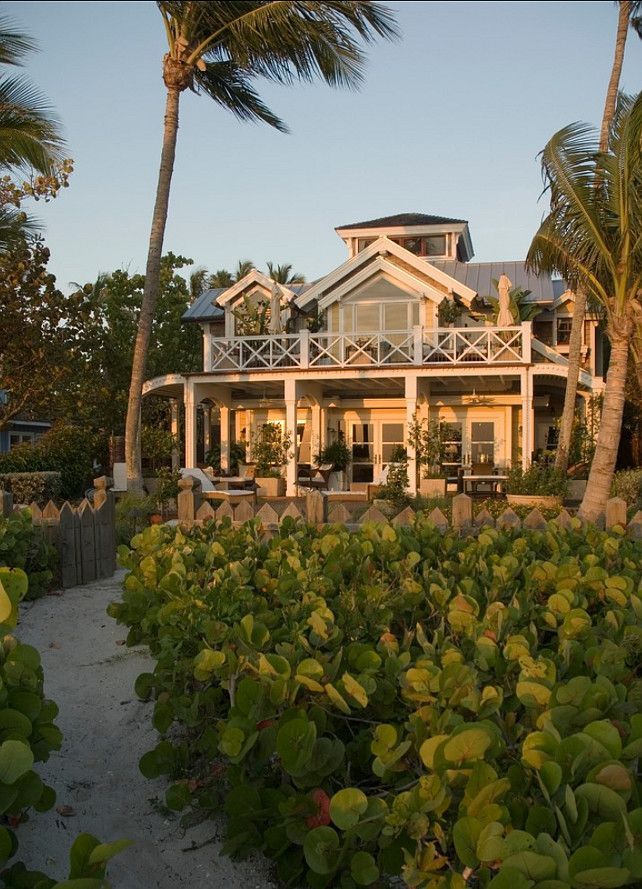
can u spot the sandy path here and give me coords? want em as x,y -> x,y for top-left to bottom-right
16,570 -> 275,888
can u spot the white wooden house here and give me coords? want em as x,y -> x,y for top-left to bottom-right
143,213 -> 604,495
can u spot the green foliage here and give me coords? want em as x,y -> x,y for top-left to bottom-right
0,423 -> 95,500
205,442 -> 247,475
0,472 -> 61,505
408,417 -> 445,478
251,423 -> 292,477
141,425 -> 177,475
473,281 -> 542,324
115,493 -> 158,546
111,515 -> 642,887
0,510 -> 56,599
2,832 -> 131,887
506,462 -> 568,497
612,469 -> 642,509
437,299 -> 463,326
379,446 -> 410,507
315,439 -> 351,472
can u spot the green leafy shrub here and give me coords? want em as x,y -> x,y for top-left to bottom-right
115,493 -> 158,546
251,423 -> 292,477
110,515 -> 642,888
141,425 -> 177,475
2,833 -> 131,887
0,471 -> 62,505
506,462 -> 568,497
315,440 -> 351,472
612,468 -> 642,508
0,511 -> 56,599
0,423 -> 95,500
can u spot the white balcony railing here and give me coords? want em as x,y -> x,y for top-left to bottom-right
207,324 -> 531,372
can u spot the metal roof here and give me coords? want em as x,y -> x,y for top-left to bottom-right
430,260 -> 556,303
336,212 -> 468,230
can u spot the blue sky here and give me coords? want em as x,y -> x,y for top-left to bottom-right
9,1 -> 642,290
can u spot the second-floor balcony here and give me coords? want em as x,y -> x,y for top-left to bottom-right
207,323 -> 532,374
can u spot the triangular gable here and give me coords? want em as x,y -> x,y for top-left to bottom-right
216,269 -> 296,308
295,236 -> 477,309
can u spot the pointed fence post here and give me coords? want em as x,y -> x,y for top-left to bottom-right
78,500 -> 96,584
93,476 -> 116,576
177,476 -> 200,523
606,497 -> 627,531
306,491 -> 326,525
452,494 -> 472,531
59,502 -> 78,588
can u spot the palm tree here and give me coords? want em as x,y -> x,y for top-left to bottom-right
266,261 -> 305,284
472,282 -> 541,324
234,258 -> 255,282
527,94 -> 642,522
124,2 -> 397,490
0,16 -> 63,174
189,265 -> 208,302
552,1 -> 641,474
208,268 -> 234,289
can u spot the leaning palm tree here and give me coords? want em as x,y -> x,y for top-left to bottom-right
553,0 -> 641,474
527,93 -> 642,523
266,261 -> 305,285
0,16 -> 63,174
124,1 -> 397,490
234,258 -> 255,282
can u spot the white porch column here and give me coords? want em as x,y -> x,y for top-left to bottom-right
311,403 -> 322,462
504,405 -> 513,470
170,399 -> 180,469
520,369 -> 534,469
285,378 -> 299,496
405,374 -> 418,496
220,406 -> 230,472
203,405 -> 212,456
184,385 -> 198,469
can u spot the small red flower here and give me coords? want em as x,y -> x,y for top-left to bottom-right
256,719 -> 275,731
306,789 -> 331,828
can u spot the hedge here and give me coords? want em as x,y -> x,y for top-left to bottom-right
0,510 -> 56,599
0,471 -> 62,505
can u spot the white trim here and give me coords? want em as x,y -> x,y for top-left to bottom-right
216,270 -> 295,308
316,257 -> 444,312
295,236 -> 477,309
10,419 -> 51,427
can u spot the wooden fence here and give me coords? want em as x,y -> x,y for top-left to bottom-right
1,477 -> 116,589
176,477 -> 642,538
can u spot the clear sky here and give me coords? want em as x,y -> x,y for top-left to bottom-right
8,1 -> 642,290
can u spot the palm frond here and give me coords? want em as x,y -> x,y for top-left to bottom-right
0,204 -> 37,253
0,16 -> 36,66
0,73 -> 64,172
195,60 -> 286,131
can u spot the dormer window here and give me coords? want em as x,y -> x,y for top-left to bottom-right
357,238 -> 375,252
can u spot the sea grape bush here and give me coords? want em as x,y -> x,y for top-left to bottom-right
110,515 -> 642,889
0,510 -> 56,599
0,566 -> 127,887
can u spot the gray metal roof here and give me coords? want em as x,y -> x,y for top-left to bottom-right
430,260 -> 556,303
336,212 -> 468,230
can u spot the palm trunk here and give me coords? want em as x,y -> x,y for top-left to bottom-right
578,324 -> 630,523
556,2 -> 629,475
124,87 -> 180,492
554,288 -> 586,472
599,2 -> 631,152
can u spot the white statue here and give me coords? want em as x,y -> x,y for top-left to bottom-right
496,274 -> 514,327
269,282 -> 283,334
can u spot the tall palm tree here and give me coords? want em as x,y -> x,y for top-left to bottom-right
266,261 -> 305,284
188,265 -> 208,302
527,94 -> 642,523
124,1 -> 397,490
208,268 -> 234,289
234,258 -> 255,282
552,0 -> 641,473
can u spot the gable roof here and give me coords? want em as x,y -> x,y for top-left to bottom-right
296,236 -> 478,310
430,260 -> 556,303
336,212 -> 468,230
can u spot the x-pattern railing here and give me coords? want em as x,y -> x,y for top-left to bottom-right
208,326 -> 525,371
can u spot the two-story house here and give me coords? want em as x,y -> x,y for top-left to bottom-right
143,213 -> 604,495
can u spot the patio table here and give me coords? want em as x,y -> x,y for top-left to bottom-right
462,474 -> 507,496
217,476 -> 254,490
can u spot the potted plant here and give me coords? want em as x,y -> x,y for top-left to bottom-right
374,446 -> 410,513
251,423 -> 292,497
437,298 -> 463,327
408,417 -> 447,496
315,439 -> 351,491
505,462 -> 567,508
141,425 -> 177,495
156,466 -> 181,519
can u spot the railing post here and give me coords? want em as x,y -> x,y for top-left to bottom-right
300,329 -> 310,368
413,326 -> 423,365
521,321 -> 532,363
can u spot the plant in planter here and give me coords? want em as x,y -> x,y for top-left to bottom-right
252,423 -> 292,497
206,441 -> 247,476
505,461 -> 568,507
155,466 -> 181,519
407,416 -> 447,495
377,445 -> 410,510
437,298 -> 463,326
141,425 -> 177,494
315,439 -> 351,490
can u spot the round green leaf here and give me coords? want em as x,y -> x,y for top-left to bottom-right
350,851 -> 379,886
442,728 -> 491,765
329,788 -> 368,830
303,826 -> 340,874
165,782 -> 191,811
0,740 -> 33,784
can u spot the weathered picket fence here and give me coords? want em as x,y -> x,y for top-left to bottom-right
1,476 -> 116,589
176,477 -> 642,538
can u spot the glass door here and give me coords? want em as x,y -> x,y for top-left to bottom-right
351,423 -> 374,484
470,421 -> 495,468
379,422 -> 405,474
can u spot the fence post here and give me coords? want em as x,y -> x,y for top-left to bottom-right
59,502 -> 78,588
452,494 -> 472,530
178,476 -> 201,523
306,491 -> 326,525
606,497 -> 627,530
93,476 -> 116,575
1,490 -> 12,518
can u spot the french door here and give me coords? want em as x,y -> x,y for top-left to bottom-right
349,421 -> 405,487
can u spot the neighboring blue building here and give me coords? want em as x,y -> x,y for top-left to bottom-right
0,392 -> 51,453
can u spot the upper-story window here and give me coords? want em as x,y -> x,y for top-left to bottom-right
389,235 -> 447,257
357,238 -> 375,252
557,317 -> 572,345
